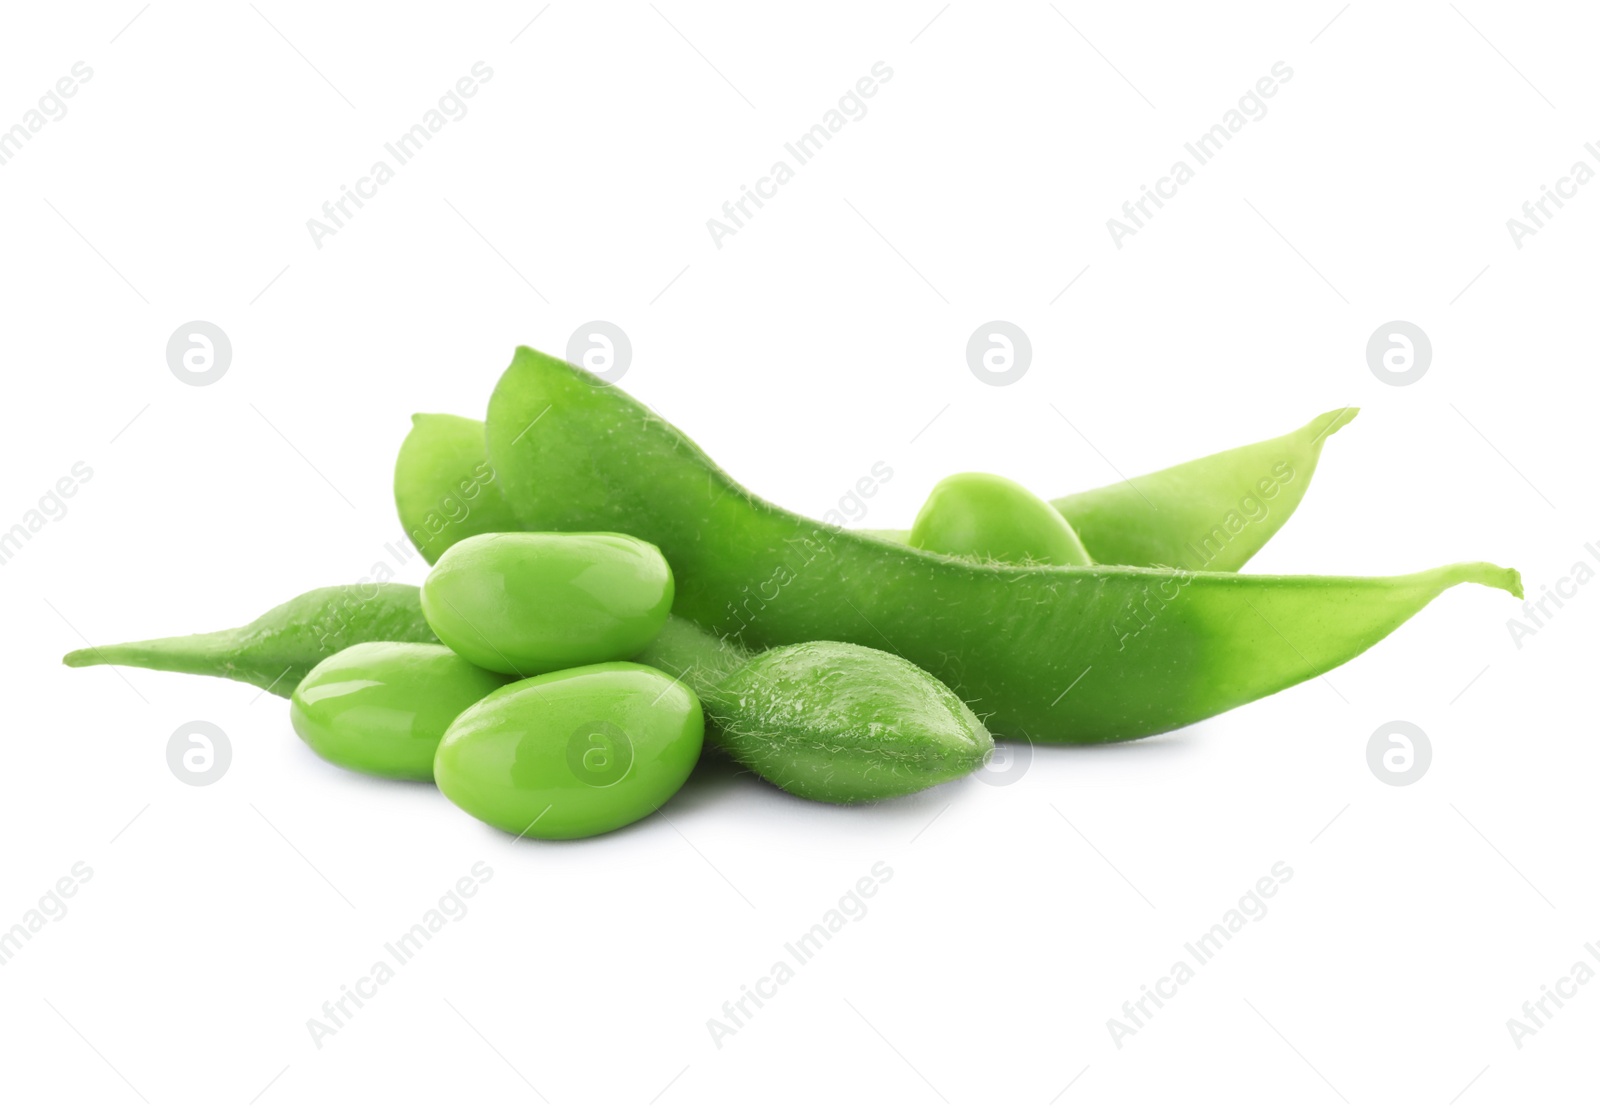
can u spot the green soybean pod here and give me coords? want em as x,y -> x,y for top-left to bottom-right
637,619 -> 993,803
290,642 -> 509,780
487,346 -> 1521,745
61,583 -> 439,695
861,410 -> 1357,569
394,413 -> 523,563
421,532 -> 674,676
434,662 -> 703,840
1052,408 -> 1359,570
909,472 -> 1092,566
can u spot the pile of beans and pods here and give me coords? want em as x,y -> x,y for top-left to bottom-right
67,348 -> 1521,839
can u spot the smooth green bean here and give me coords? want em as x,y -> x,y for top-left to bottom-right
909,472 -> 1092,566
291,642 -> 510,780
435,662 -> 703,839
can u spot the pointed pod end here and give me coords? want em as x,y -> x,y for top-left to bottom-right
1312,407 -> 1360,440
1500,566 -> 1525,600
62,648 -> 99,668
1455,562 -> 1523,599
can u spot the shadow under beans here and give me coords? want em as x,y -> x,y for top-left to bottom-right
1029,727 -> 1202,757
660,726 -> 1208,829
466,723 -> 1210,847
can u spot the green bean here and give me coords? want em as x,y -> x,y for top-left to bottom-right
292,642 -> 510,780
421,532 -> 674,675
435,662 -> 704,839
908,472 -> 1092,566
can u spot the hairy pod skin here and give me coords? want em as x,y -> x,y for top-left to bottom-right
486,347 -> 1520,745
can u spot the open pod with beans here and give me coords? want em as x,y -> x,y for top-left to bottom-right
63,346 -> 1521,839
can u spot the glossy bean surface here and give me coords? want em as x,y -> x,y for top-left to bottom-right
434,662 -> 703,839
290,642 -> 509,780
909,472 -> 1092,566
421,532 -> 673,676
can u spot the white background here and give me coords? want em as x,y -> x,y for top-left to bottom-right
1,2 -> 1593,1104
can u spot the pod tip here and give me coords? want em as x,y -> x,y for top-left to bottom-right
1313,407 -> 1360,440
1504,567 -> 1524,600
1454,562 -> 1522,599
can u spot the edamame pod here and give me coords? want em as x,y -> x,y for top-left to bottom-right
486,346 -> 1521,745
394,413 -> 522,563
60,583 -> 439,694
859,409 -> 1355,568
421,532 -> 674,675
434,662 -> 703,839
909,472 -> 1092,566
65,582 -> 992,803
396,413 -> 994,801
636,618 -> 992,803
1051,407 -> 1358,570
401,411 -> 1344,574
290,642 -> 510,780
